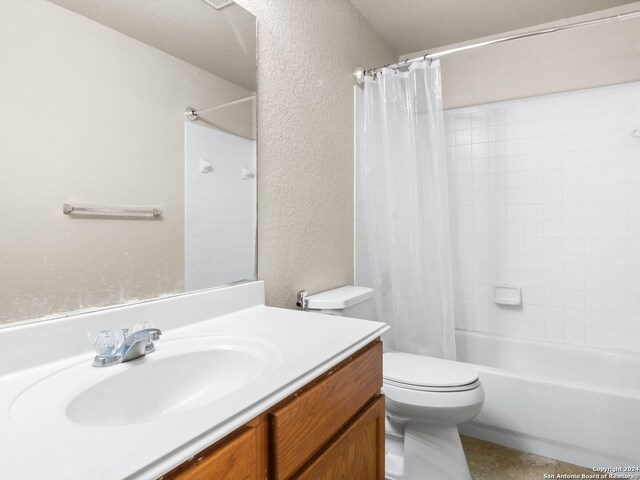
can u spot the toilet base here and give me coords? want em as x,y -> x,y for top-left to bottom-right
385,420 -> 472,480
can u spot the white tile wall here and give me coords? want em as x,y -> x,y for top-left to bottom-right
185,123 -> 256,291
356,81 -> 640,352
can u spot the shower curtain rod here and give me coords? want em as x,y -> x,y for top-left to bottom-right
355,9 -> 640,83
184,93 -> 256,121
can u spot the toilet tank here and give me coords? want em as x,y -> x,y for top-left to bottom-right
305,286 -> 375,320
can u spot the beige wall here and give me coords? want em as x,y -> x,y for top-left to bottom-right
250,0 -> 396,308
401,3 -> 640,109
0,0 -> 252,324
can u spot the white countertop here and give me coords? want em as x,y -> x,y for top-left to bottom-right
0,301 -> 388,480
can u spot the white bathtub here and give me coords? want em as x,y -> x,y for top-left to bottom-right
455,330 -> 640,468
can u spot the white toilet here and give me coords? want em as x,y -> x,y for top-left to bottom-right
305,286 -> 484,480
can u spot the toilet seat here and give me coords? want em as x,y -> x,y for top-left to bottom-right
383,352 -> 480,392
383,377 -> 481,392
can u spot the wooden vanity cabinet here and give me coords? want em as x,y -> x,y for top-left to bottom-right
160,340 -> 384,480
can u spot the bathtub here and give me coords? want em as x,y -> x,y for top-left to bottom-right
455,330 -> 640,468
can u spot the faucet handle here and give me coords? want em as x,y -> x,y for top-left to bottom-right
93,330 -> 118,356
133,321 -> 155,333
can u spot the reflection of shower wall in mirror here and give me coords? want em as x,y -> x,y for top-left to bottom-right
0,0 -> 256,325
185,123 -> 257,291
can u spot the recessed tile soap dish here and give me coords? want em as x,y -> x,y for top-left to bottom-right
493,284 -> 522,306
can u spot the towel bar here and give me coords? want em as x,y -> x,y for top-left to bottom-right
63,204 -> 163,217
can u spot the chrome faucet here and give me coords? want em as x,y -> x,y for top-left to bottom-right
93,327 -> 162,367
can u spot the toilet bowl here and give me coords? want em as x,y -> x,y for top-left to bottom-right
383,352 -> 484,480
304,286 -> 484,480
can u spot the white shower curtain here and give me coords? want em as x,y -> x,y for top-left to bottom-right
358,60 -> 456,359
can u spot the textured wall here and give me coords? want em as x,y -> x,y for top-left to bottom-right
251,0 -> 396,307
401,3 -> 640,110
0,0 -> 252,324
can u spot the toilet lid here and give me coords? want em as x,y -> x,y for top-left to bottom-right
383,352 -> 479,391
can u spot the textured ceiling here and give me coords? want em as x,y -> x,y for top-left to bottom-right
47,0 -> 256,90
348,0 -> 639,55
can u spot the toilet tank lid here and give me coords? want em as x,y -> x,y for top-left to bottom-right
306,286 -> 374,310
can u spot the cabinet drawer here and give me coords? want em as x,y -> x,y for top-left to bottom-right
297,395 -> 385,480
270,341 -> 382,479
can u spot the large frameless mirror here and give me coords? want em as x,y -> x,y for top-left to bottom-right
0,0 -> 257,326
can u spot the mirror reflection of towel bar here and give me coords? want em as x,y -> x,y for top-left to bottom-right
63,204 -> 163,217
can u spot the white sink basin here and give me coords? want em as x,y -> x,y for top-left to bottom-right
10,335 -> 280,428
68,348 -> 267,426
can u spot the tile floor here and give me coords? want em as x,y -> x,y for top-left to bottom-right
461,436 -> 593,480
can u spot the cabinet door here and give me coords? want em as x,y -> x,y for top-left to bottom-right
296,395 -> 385,480
161,418 -> 266,480
270,341 -> 382,479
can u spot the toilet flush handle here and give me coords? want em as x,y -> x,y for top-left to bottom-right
296,290 -> 308,311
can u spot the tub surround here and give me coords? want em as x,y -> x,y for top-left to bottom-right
444,81 -> 640,351
0,282 -> 388,479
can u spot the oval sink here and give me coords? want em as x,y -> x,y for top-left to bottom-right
67,348 -> 264,427
10,336 -> 280,428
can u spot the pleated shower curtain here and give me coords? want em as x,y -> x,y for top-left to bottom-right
358,60 -> 456,359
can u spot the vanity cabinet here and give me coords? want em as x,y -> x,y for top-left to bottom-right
160,340 -> 383,480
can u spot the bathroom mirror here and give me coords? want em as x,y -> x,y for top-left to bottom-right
0,0 -> 257,326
